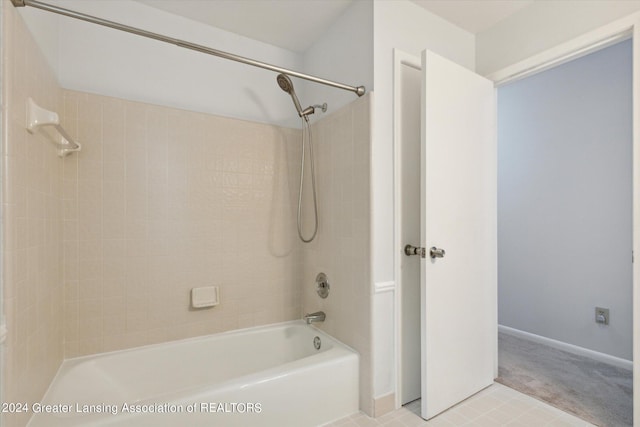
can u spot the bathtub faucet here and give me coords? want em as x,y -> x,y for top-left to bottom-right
304,311 -> 326,324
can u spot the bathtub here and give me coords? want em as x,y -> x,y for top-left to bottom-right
28,321 -> 359,427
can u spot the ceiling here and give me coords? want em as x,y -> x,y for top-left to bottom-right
137,0 -> 535,52
413,0 -> 535,34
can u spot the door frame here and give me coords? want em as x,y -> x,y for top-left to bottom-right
393,49 -> 498,410
393,14 -> 640,418
393,48 -> 423,408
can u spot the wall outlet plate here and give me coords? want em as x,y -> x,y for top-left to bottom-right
595,307 -> 609,325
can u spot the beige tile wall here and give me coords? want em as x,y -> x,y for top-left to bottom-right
2,2 -> 65,426
62,90 -> 303,357
61,90 -> 374,414
2,4 -> 373,422
302,94 -> 372,415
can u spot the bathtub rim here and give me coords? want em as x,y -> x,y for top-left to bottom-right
29,320 -> 360,426
66,319 -> 356,364
38,320 -> 359,410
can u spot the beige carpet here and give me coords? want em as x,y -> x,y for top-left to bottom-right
497,332 -> 632,427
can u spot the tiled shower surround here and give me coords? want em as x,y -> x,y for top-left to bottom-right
59,90 -> 373,413
301,96 -> 372,414
2,3 -> 65,427
61,90 -> 304,356
2,5 -> 373,425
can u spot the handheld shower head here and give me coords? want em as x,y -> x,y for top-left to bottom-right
276,73 -> 294,93
276,74 -> 305,119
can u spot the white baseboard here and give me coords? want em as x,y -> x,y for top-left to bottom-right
498,325 -> 632,371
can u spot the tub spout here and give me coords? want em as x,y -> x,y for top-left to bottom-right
304,311 -> 326,324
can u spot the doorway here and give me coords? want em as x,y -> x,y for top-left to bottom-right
394,31 -> 637,425
396,56 -> 422,405
496,38 -> 633,426
394,49 -> 496,419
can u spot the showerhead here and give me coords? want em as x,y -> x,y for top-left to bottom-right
277,74 -> 294,94
276,73 -> 307,120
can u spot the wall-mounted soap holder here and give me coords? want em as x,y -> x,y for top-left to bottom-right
27,97 -> 81,157
191,286 -> 220,309
316,272 -> 330,299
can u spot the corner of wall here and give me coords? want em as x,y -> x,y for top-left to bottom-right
301,0 -> 374,115
16,3 -> 60,80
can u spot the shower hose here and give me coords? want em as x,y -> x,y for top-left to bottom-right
297,117 -> 318,243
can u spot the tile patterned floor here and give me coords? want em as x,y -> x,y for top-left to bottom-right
323,383 -> 595,427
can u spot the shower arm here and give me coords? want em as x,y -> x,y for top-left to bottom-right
9,0 -> 366,97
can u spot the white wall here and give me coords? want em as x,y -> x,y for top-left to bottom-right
373,0 -> 474,285
371,0 -> 475,399
498,40 -> 633,360
15,0 -> 375,128
477,0 -> 640,76
16,5 -> 59,76
302,0 -> 373,121
20,0 -> 305,127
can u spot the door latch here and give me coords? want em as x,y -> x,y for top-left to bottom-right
405,245 -> 446,259
404,244 -> 426,258
429,247 -> 446,259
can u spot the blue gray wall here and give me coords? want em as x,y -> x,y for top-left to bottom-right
498,40 -> 632,360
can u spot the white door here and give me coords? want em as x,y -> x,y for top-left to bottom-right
420,49 -> 497,420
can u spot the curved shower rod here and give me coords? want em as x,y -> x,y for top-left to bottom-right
10,0 -> 366,97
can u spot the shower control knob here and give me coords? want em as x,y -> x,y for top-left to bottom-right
404,245 -> 426,258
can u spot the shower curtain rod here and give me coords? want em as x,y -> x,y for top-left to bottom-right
10,0 -> 366,97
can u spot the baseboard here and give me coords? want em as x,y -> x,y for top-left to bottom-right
373,392 -> 396,418
498,325 -> 632,370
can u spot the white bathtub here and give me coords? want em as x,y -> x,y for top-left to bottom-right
28,321 -> 359,427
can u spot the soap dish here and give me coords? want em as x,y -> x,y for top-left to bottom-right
191,286 -> 220,308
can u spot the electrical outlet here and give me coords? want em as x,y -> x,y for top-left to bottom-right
595,307 -> 609,325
